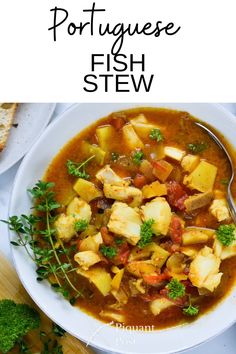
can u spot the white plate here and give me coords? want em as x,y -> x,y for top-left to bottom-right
9,103 -> 236,354
0,103 -> 56,175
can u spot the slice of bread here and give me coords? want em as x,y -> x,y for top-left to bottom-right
0,103 -> 18,152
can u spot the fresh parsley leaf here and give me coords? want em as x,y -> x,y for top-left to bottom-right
52,323 -> 66,337
132,150 -> 144,165
66,155 -> 95,179
216,224 -> 235,246
100,245 -> 117,258
138,219 -> 155,248
74,219 -> 89,233
183,304 -> 199,316
167,278 -> 185,300
221,178 -> 230,186
111,152 -> 119,161
187,142 -> 208,154
149,128 -> 164,142
115,238 -> 124,245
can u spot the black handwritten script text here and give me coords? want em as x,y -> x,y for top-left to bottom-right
48,2 -> 181,92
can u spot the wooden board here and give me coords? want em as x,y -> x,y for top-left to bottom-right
0,252 -> 95,354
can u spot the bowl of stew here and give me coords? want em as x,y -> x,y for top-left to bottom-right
9,103 -> 236,354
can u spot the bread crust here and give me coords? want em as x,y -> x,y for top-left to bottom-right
0,103 -> 18,152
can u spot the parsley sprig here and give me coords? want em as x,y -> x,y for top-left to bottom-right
66,155 -> 95,179
183,304 -> 199,316
138,219 -> 155,248
216,224 -> 236,246
2,181 -> 83,302
100,245 -> 117,259
149,128 -> 164,142
187,142 -> 208,154
166,278 -> 185,300
132,150 -> 144,165
75,219 -> 89,233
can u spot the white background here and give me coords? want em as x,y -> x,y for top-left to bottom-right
0,103 -> 236,354
0,0 -> 236,101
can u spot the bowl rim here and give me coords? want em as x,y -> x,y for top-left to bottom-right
8,103 -> 236,354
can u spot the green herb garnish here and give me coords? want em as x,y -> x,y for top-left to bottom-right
0,299 -> 40,353
216,224 -> 235,246
66,155 -> 95,179
138,219 -> 155,248
115,238 -> 124,245
187,142 -> 208,154
2,181 -> 83,301
75,219 -> 89,233
52,323 -> 66,337
221,178 -> 230,186
132,150 -> 144,165
111,152 -> 119,161
183,304 -> 199,316
149,128 -> 164,142
100,245 -> 117,259
166,278 -> 185,300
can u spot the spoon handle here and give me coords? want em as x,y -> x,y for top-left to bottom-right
227,188 -> 236,224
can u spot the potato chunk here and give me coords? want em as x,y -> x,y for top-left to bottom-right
189,246 -> 222,292
73,179 -> 103,202
99,310 -> 125,323
79,232 -> 103,253
142,180 -> 167,199
80,140 -> 106,165
96,125 -> 116,151
164,146 -> 186,162
108,202 -> 142,245
111,268 -> 124,291
183,161 -> 217,192
104,184 -> 142,207
122,124 -> 144,150
77,266 -> 112,296
54,214 -> 76,242
209,198 -> 230,222
141,197 -> 172,235
182,227 -> 214,245
150,298 -> 174,316
66,197 -> 92,222
130,114 -> 165,140
96,165 -> 129,186
181,154 -> 200,172
74,251 -> 101,270
152,160 -> 173,182
184,191 -> 214,212
128,242 -> 170,268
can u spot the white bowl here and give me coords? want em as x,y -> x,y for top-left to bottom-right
9,103 -> 236,354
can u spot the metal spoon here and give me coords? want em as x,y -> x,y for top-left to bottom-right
195,122 -> 236,224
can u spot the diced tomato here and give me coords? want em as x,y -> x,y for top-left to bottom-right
143,272 -> 170,286
167,181 -> 188,211
141,293 -> 161,302
169,215 -> 183,244
101,226 -> 114,246
111,117 -> 126,130
114,242 -> 130,265
170,244 -> 180,253
76,239 -> 82,251
181,280 -> 198,296
133,174 -> 147,189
